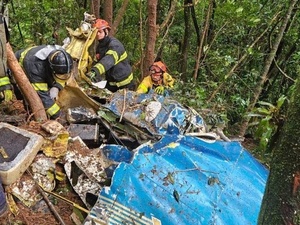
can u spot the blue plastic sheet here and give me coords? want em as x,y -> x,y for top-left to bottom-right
85,135 -> 269,225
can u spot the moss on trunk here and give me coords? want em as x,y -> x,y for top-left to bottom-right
258,78 -> 300,224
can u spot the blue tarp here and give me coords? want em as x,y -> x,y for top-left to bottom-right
84,135 -> 269,225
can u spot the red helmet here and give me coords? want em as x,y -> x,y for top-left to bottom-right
150,61 -> 167,73
93,19 -> 111,31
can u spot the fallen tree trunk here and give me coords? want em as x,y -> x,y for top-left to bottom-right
6,42 -> 47,122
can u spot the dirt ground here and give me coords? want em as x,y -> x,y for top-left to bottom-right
0,179 -> 87,225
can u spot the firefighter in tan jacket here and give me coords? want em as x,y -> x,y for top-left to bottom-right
137,61 -> 175,95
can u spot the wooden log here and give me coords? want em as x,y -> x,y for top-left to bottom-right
6,43 -> 47,122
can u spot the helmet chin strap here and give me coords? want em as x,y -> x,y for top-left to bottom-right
104,29 -> 109,36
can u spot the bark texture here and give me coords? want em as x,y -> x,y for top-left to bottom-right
258,71 -> 300,224
142,0 -> 157,77
111,0 -> 129,36
103,0 -> 113,26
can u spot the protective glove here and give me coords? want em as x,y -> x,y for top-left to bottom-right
0,90 -> 13,101
163,73 -> 175,88
4,90 -> 13,101
154,86 -> 165,95
86,71 -> 96,81
49,87 -> 59,100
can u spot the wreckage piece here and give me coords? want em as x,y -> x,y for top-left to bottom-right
57,76 -> 100,113
6,43 -> 47,122
84,136 -> 268,225
64,138 -> 134,212
30,154 -> 57,192
102,90 -> 206,136
66,106 -> 98,124
65,20 -> 98,84
68,124 -> 100,148
9,172 -> 43,207
64,137 -> 113,209
65,105 -> 151,149
97,108 -> 157,149
0,122 -> 44,185
41,120 -> 66,136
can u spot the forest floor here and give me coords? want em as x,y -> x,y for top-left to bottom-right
0,99 -> 260,225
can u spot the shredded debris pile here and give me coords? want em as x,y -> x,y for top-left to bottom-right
0,87 -> 268,225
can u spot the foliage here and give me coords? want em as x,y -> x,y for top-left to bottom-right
8,0 -> 85,50
247,95 -> 287,154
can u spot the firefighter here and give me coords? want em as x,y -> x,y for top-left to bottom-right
0,7 -> 13,102
86,19 -> 135,92
136,61 -> 175,95
15,45 -> 74,119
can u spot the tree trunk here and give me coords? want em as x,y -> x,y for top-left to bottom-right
239,0 -> 299,137
91,0 -> 100,18
180,0 -> 192,78
159,0 -> 177,32
142,0 -> 157,77
258,73 -> 300,224
138,0 -> 144,79
111,0 -> 129,36
155,0 -> 177,60
103,0 -> 113,26
6,43 -> 47,122
193,0 -> 213,80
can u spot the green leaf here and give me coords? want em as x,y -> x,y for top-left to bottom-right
247,113 -> 265,117
256,108 -> 272,115
257,101 -> 275,108
236,7 -> 244,13
276,95 -> 287,108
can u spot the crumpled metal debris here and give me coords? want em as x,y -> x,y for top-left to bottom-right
41,120 -> 66,136
64,137 -> 115,209
9,174 -> 42,207
145,101 -> 162,122
30,154 -> 57,192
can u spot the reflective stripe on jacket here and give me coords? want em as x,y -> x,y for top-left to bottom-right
91,36 -> 133,91
0,14 -> 12,92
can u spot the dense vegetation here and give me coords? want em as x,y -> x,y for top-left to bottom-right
6,0 -> 300,164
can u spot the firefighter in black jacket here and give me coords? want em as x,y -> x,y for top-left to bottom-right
15,45 -> 73,119
0,9 -> 13,102
86,19 -> 135,92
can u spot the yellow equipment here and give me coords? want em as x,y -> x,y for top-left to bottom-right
65,17 -> 97,84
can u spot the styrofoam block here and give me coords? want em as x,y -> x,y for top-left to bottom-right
0,122 -> 44,185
